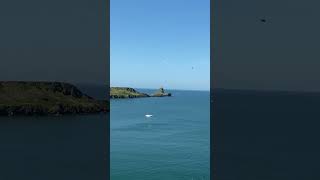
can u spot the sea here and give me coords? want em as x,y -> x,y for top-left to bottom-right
0,84 -> 109,180
4,84 -> 319,180
111,89 -> 210,180
213,89 -> 320,180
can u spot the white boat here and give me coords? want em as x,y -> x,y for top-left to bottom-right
145,114 -> 153,118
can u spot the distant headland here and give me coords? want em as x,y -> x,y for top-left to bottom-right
0,81 -> 109,116
110,87 -> 171,99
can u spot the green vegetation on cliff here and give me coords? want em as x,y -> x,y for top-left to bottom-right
0,81 -> 109,116
110,87 -> 149,98
110,87 -> 171,99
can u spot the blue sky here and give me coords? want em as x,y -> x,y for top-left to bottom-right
111,0 -> 210,91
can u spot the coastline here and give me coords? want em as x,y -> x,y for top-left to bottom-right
110,87 -> 171,99
0,81 -> 109,116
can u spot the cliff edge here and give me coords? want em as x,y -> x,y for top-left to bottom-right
110,87 -> 171,99
110,87 -> 149,98
0,81 -> 109,116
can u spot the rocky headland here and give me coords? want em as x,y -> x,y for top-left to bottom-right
0,81 -> 109,116
110,87 -> 149,98
151,87 -> 172,97
110,87 -> 171,99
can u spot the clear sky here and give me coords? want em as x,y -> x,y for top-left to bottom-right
0,0 -> 108,85
111,0 -> 210,91
213,0 -> 320,92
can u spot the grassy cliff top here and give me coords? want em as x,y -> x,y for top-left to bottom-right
110,87 -> 171,99
0,81 -> 108,115
110,87 -> 149,98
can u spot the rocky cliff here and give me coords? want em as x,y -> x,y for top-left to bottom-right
110,87 -> 149,98
0,81 -> 109,116
110,87 -> 171,99
151,87 -> 172,97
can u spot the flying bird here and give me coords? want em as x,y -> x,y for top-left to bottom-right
260,18 -> 267,23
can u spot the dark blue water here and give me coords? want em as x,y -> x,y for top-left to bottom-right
4,86 -> 318,179
111,89 -> 210,180
0,114 -> 108,180
0,85 -> 109,180
213,89 -> 320,180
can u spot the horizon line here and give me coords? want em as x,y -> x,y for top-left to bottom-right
135,87 -> 210,92
110,85 -> 209,92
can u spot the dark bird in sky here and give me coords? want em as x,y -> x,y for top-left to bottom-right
260,18 -> 267,23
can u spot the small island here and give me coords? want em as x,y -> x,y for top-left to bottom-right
110,87 -> 171,99
0,81 -> 109,116
152,87 -> 172,97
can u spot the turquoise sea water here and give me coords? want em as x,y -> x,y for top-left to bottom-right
111,89 -> 210,180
